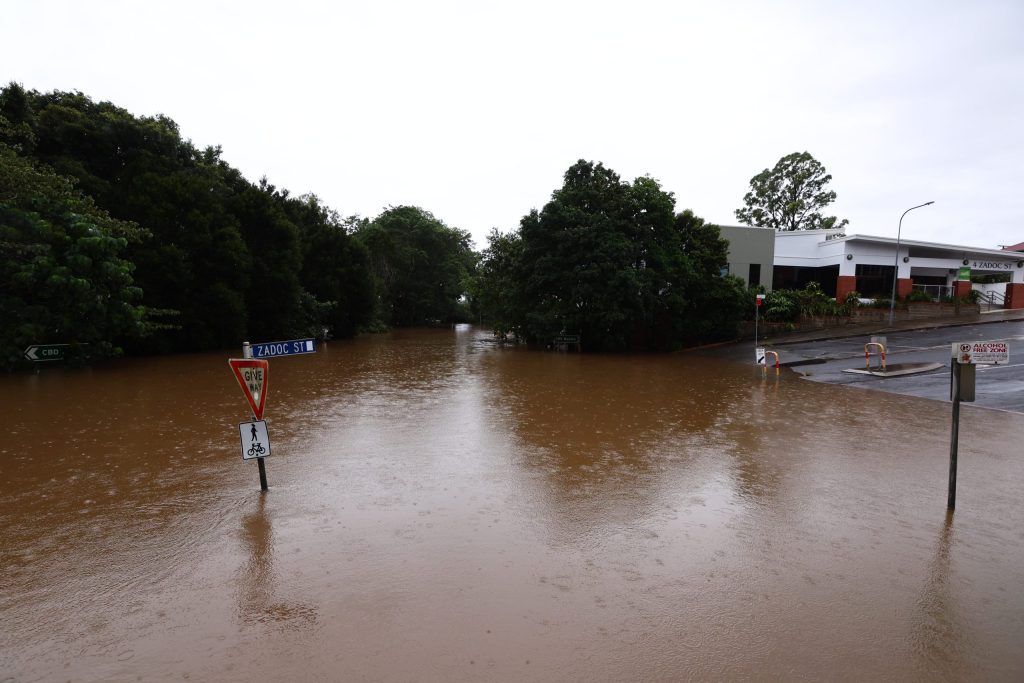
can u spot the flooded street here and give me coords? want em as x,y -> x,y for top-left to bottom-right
3,325 -> 1024,682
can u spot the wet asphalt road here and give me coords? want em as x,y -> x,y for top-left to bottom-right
764,320 -> 1024,413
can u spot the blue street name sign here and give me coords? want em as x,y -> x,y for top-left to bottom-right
250,338 -> 317,359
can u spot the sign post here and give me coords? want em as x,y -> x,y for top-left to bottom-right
229,343 -> 270,491
947,341 -> 1009,511
754,294 -> 765,363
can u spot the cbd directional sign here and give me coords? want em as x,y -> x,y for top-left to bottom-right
24,344 -> 69,362
250,338 -> 316,359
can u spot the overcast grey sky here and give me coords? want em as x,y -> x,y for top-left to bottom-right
4,0 -> 1022,250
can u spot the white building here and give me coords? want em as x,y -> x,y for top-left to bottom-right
772,229 -> 1024,308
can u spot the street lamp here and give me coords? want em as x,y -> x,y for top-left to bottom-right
888,201 -> 935,325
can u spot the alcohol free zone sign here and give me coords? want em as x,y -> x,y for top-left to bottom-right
952,341 -> 1009,365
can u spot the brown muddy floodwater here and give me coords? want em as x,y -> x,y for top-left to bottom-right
2,325 -> 1024,682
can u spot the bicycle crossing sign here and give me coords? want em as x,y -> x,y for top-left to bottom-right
239,420 -> 271,460
228,358 -> 269,420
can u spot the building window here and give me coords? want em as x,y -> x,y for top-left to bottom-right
748,263 -> 761,286
720,265 -> 730,277
855,264 -> 894,298
772,264 -> 839,296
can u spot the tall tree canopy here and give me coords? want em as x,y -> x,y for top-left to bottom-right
478,160 -> 746,351
356,206 -> 476,327
284,194 -> 374,339
0,83 -> 374,359
468,228 -> 523,338
735,151 -> 849,231
0,144 -> 145,367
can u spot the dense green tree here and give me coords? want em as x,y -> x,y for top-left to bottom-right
1,84 -> 378,352
121,149 -> 251,351
356,206 -> 476,327
0,82 -> 37,153
735,151 -> 848,231
488,160 -> 744,351
516,161 -> 643,349
0,144 -> 145,368
668,210 -> 748,345
470,228 -> 524,338
228,179 -> 303,341
1,85 -> 256,351
282,194 -> 374,338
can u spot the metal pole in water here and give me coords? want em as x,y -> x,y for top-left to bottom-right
754,297 -> 759,356
243,341 -> 269,492
256,443 -> 269,491
948,363 -> 960,511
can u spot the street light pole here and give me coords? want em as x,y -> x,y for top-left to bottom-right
888,201 -> 935,326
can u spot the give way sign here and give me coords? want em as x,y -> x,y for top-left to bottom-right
228,358 -> 269,420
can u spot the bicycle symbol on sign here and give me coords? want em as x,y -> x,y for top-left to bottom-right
239,419 -> 270,460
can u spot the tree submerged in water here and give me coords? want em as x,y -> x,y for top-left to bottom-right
356,206 -> 476,327
0,144 -> 147,367
0,82 -> 378,362
474,160 -> 747,351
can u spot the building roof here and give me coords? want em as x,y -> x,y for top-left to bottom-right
776,230 -> 1017,258
1000,241 -> 1024,252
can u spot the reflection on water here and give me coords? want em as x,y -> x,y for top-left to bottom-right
236,496 -> 318,630
913,512 -> 968,676
237,496 -> 276,621
1,326 -> 1023,681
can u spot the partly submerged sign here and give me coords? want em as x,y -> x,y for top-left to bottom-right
228,358 -> 270,419
24,344 -> 69,361
250,338 -> 316,359
238,420 -> 271,460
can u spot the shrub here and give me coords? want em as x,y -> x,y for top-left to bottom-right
762,290 -> 798,322
761,283 -> 845,321
907,289 -> 934,302
837,290 -> 862,314
789,282 -> 842,318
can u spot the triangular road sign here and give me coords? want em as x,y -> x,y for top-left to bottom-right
228,358 -> 269,420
